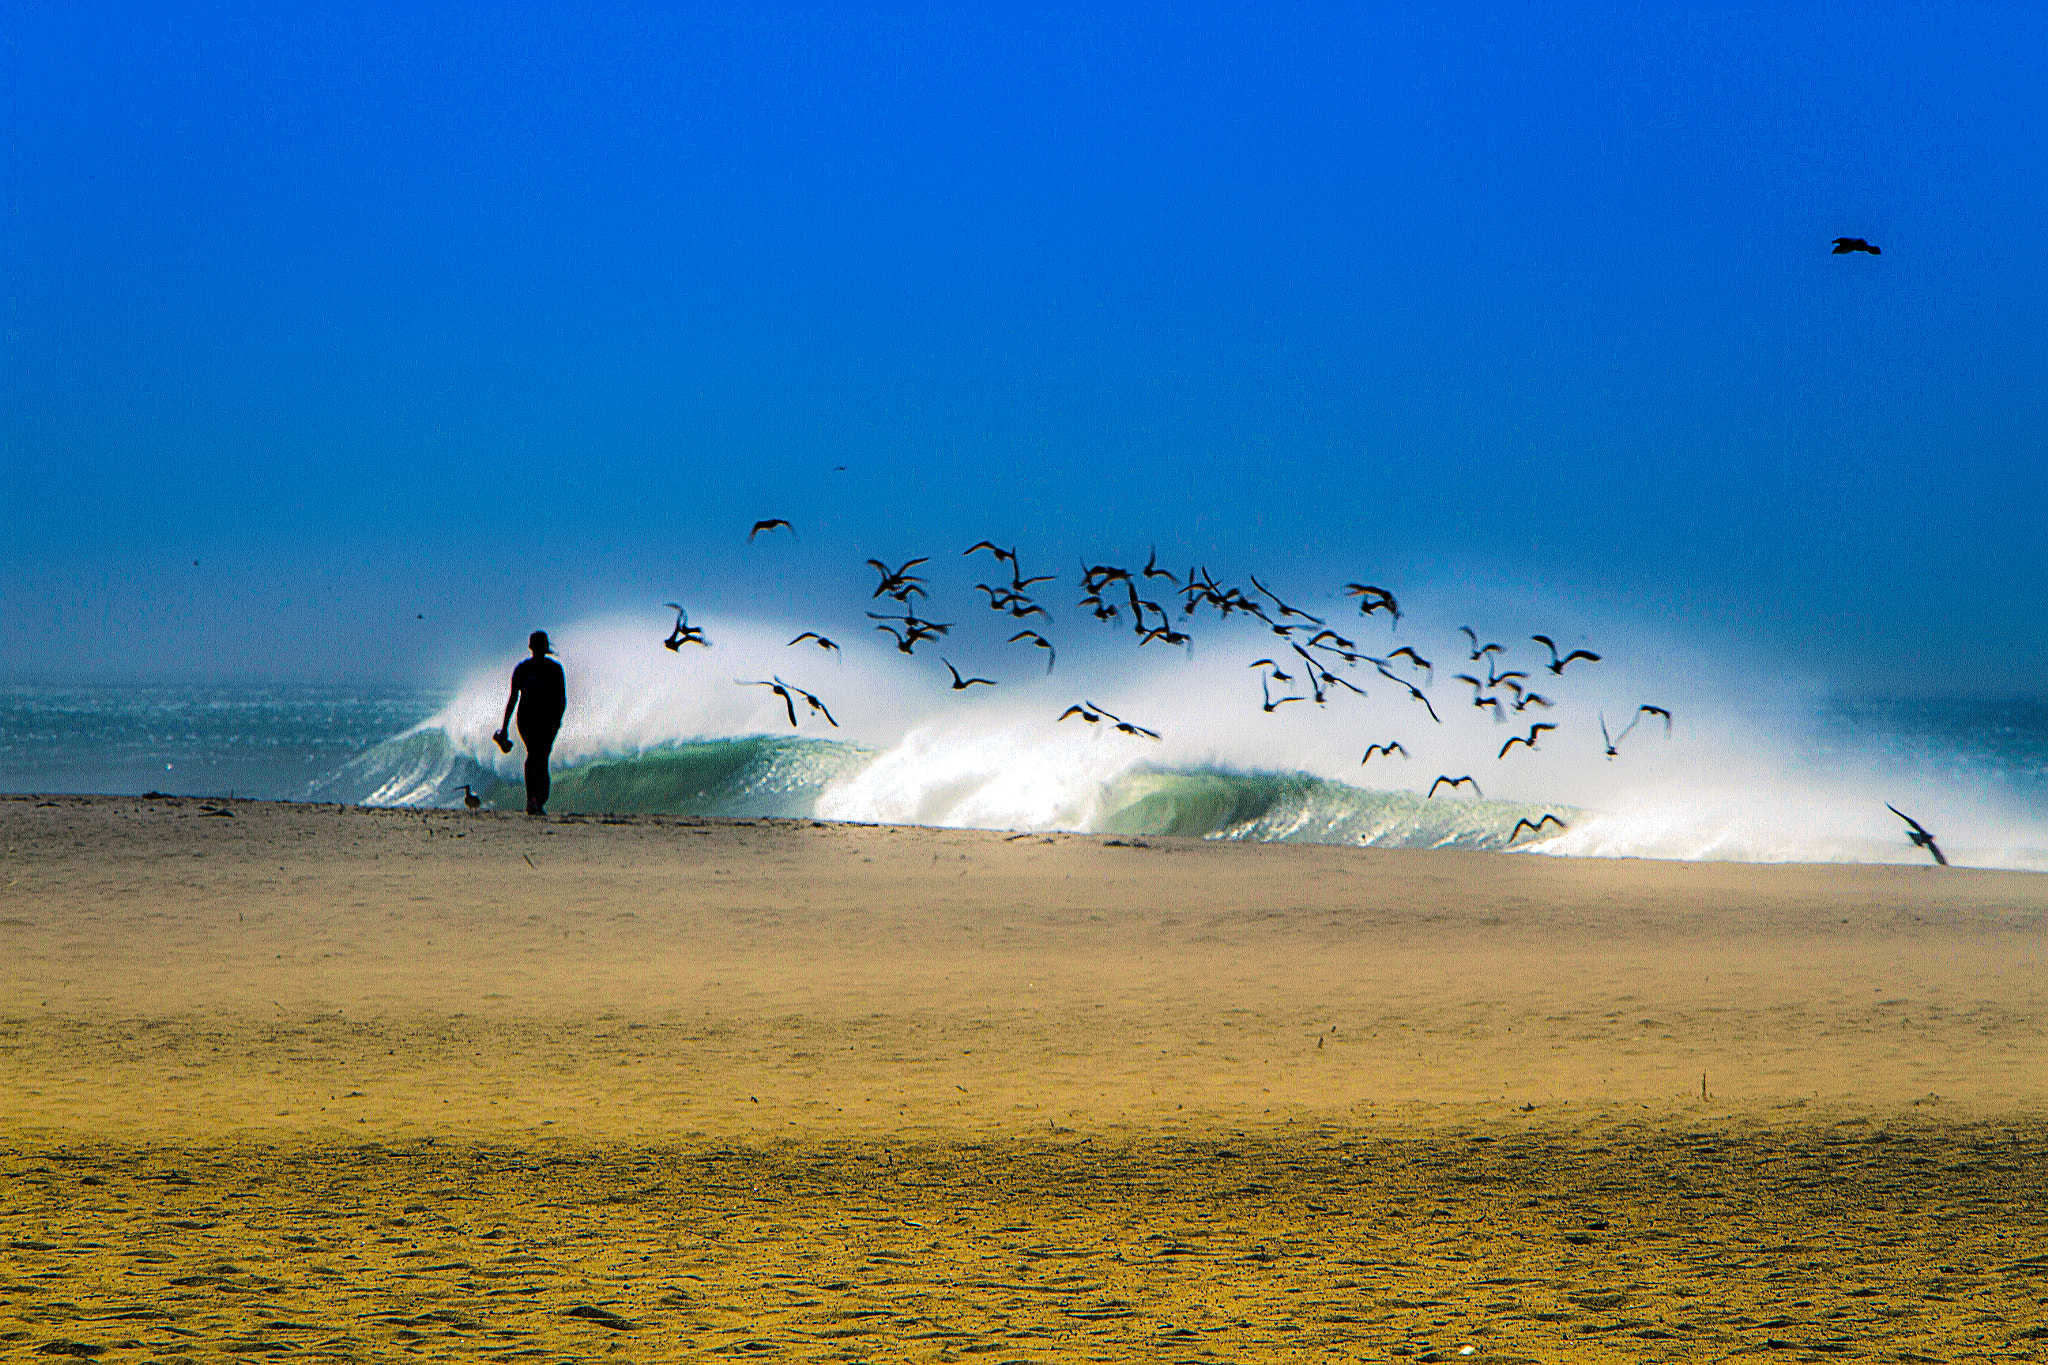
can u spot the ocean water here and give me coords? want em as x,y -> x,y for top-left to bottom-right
5,612 -> 2045,869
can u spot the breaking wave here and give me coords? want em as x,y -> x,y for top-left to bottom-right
309,613 -> 2048,869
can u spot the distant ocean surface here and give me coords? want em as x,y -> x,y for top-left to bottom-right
0,684 -> 443,802
3,670 -> 2044,869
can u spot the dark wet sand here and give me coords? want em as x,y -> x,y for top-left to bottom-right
3,795 -> 2047,1359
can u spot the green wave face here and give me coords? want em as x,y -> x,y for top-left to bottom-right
1098,767 -> 1577,850
486,736 -> 874,817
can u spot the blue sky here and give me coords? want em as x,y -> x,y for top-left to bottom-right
5,3 -> 2044,690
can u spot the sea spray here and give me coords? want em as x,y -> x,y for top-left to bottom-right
310,610 -> 2048,868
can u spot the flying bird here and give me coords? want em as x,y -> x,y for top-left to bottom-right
943,659 -> 997,690
1260,675 -> 1308,713
662,604 -> 709,649
1832,237 -> 1881,255
1372,663 -> 1443,723
963,541 -> 1016,565
1058,704 -> 1103,724
1250,574 -> 1324,625
739,678 -> 799,727
1142,547 -> 1180,584
1428,775 -> 1483,799
873,625 -> 929,655
1361,742 -> 1409,764
1532,635 -> 1601,674
1614,704 -> 1673,746
1008,630 -> 1056,672
748,519 -> 795,542
787,681 -> 837,728
1508,813 -> 1567,842
1344,583 -> 1401,624
867,557 -> 929,601
788,632 -> 840,654
1886,805 -> 1947,866
1384,646 -> 1432,678
1499,722 -> 1557,758
1459,627 -> 1505,661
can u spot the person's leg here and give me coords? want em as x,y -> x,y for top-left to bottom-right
519,723 -> 558,814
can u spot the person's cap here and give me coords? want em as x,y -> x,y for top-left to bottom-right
529,631 -> 552,653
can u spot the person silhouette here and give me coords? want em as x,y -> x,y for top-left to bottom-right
494,631 -> 566,816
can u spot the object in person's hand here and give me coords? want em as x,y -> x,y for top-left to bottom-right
493,731 -> 513,754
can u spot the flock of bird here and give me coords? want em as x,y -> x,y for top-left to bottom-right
649,525 -> 1697,844
650,514 -> 1955,863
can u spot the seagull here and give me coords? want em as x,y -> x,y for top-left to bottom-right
873,624 -> 929,655
662,604 -> 709,649
1832,237 -> 1881,255
867,557 -> 929,601
787,681 -> 837,728
943,659 -> 996,690
457,784 -> 482,812
1113,719 -> 1161,739
1600,713 -> 1620,759
748,519 -> 795,542
1058,704 -> 1103,724
1384,646 -> 1432,679
788,632 -> 840,655
1886,805 -> 1947,866
1460,627 -> 1505,661
1372,663 -> 1443,723
1508,813 -> 1567,842
1361,742 -> 1409,764
1142,547 -> 1179,584
1499,722 -> 1557,758
1532,635 -> 1601,674
1260,674 -> 1308,713
1008,630 -> 1056,672
1250,574 -> 1324,625
1428,775 -> 1482,798
1512,690 -> 1554,712
1344,583 -> 1401,625
963,541 -> 1016,565
1614,704 -> 1673,746
739,678 -> 798,727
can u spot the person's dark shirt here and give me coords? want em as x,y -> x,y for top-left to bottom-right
511,656 -> 567,732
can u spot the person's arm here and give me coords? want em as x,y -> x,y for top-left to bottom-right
495,676 -> 520,746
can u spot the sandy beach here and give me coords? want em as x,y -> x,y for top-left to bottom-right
3,794 -> 2046,1360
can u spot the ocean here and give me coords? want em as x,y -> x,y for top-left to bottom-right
5,613 -> 2045,869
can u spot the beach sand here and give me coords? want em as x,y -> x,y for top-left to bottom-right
2,794 -> 2046,1359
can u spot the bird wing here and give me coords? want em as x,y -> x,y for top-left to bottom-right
1886,804 -> 1931,837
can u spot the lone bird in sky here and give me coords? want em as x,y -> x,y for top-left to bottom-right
1887,805 -> 1948,866
1832,237 -> 1881,255
748,519 -> 795,542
